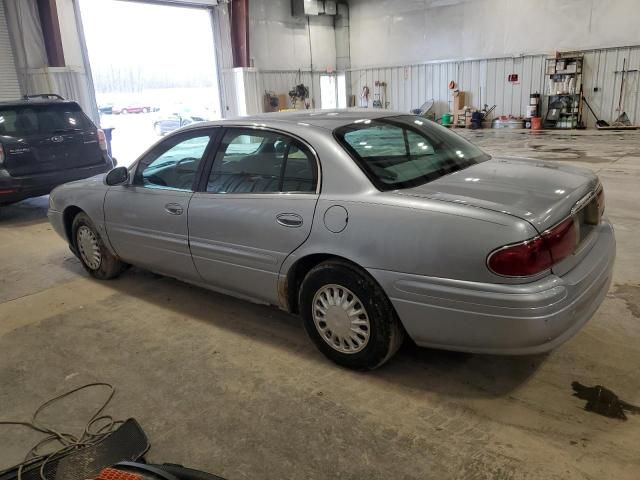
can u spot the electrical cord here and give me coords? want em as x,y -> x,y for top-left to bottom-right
0,382 -> 124,480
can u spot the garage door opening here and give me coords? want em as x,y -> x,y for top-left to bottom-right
79,0 -> 221,166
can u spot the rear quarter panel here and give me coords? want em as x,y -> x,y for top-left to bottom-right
284,193 -> 540,285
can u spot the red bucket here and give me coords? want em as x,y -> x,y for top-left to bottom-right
531,117 -> 543,130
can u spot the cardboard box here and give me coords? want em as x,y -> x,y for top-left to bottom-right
452,91 -> 465,112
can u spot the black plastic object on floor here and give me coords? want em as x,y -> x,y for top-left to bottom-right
110,462 -> 226,480
0,419 -> 149,480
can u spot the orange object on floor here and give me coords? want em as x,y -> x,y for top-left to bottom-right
95,467 -> 143,480
531,116 -> 543,130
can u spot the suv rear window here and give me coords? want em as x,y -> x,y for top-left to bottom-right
335,115 -> 490,190
0,103 -> 93,137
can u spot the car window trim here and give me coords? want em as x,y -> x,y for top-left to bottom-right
196,125 -> 322,196
130,126 -> 221,193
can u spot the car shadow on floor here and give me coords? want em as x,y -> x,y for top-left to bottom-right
65,263 -> 547,399
0,196 -> 50,227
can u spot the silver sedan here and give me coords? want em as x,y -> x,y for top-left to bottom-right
48,110 -> 616,369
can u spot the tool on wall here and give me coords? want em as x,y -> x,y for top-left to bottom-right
289,83 -> 310,109
360,85 -> 370,107
373,80 -> 388,109
582,95 -> 610,128
611,58 -> 637,127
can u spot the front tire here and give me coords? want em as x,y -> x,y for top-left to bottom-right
299,260 -> 405,370
72,212 -> 125,280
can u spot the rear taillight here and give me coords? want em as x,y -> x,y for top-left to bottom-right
488,217 -> 577,277
0,143 -> 4,164
97,129 -> 107,151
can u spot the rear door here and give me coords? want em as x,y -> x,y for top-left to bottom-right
0,103 -> 103,176
188,127 -> 320,304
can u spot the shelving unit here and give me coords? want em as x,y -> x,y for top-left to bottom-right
543,55 -> 584,129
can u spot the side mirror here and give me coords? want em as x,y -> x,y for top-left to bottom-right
105,166 -> 129,186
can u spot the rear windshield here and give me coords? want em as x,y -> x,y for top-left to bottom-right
334,115 -> 490,190
0,103 -> 93,137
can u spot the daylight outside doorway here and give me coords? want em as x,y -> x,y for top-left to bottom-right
79,0 -> 221,166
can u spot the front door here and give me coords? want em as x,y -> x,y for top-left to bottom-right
188,128 -> 320,304
104,129 -> 216,281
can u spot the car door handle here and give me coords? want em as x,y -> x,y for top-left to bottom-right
276,213 -> 303,228
164,203 -> 184,215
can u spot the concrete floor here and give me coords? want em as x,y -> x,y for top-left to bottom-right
1,129 -> 639,480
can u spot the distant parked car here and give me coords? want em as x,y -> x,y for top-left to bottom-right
98,103 -> 113,115
0,95 -> 114,206
153,108 -> 209,135
113,104 -> 153,115
47,110 -> 615,370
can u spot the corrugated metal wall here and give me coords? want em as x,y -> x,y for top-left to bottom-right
0,0 -> 21,101
256,70 -> 321,109
348,46 -> 640,128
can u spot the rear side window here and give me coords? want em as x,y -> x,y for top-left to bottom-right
0,104 -> 93,136
335,116 -> 490,190
206,129 -> 317,194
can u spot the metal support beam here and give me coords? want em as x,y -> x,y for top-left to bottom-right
36,0 -> 65,67
229,0 -> 249,68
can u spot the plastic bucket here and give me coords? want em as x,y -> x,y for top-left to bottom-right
441,113 -> 453,125
531,117 -> 543,130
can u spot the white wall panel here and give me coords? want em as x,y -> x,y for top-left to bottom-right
249,0 -> 336,71
349,0 -> 640,69
0,0 -> 21,100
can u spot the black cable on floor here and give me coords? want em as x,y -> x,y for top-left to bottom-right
0,382 -> 124,480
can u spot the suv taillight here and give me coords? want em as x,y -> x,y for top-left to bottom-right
487,217 -> 577,277
97,129 -> 107,151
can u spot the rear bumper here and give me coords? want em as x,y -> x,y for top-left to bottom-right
0,157 -> 112,204
368,219 -> 616,355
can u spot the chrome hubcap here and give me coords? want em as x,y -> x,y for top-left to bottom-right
312,284 -> 370,354
77,226 -> 101,270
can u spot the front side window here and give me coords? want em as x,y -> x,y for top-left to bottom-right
134,133 -> 212,191
206,129 -> 317,194
335,116 -> 490,190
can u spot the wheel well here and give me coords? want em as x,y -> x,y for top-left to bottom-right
62,206 -> 84,243
285,254 -> 367,314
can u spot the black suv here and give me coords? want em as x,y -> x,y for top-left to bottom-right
0,94 -> 114,206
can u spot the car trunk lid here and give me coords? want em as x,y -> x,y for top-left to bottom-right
394,157 -> 603,275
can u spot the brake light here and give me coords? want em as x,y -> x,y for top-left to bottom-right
488,217 -> 577,277
97,129 -> 107,151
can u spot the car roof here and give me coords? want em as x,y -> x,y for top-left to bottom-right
0,99 -> 78,108
197,109 -> 408,131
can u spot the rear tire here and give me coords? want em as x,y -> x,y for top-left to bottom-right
299,259 -> 404,370
72,212 -> 125,280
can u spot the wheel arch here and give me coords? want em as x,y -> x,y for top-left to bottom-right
62,205 -> 85,244
282,253 -> 387,315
